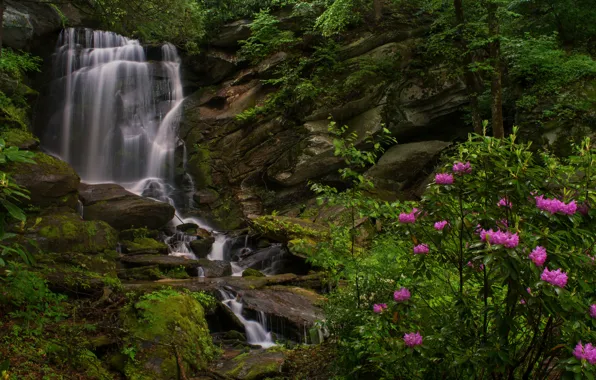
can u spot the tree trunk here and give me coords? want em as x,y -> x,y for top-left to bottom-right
373,0 -> 382,22
488,1 -> 504,138
453,0 -> 483,134
0,0 -> 5,57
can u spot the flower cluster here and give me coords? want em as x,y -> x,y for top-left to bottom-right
479,228 -> 520,248
404,332 -> 423,348
574,342 -> 596,364
434,220 -> 448,230
528,246 -> 547,267
590,304 -> 596,319
540,268 -> 568,288
535,195 -> 577,215
435,173 -> 454,185
497,198 -> 512,208
399,208 -> 418,224
413,244 -> 430,255
373,303 -> 388,313
452,161 -> 472,174
394,288 -> 411,302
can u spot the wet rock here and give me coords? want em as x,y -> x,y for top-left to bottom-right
22,210 -> 118,254
121,291 -> 218,377
176,222 -> 200,235
193,188 -> 220,205
120,255 -> 232,277
117,265 -> 163,281
79,183 -> 175,230
211,19 -> 252,47
365,140 -> 451,192
214,349 -> 286,380
240,286 -> 324,343
118,228 -> 159,241
190,237 -> 215,258
8,152 -> 80,209
242,268 -> 265,278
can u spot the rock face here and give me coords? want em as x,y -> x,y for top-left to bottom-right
8,152 -> 80,209
79,183 -> 176,230
177,18 -> 470,225
214,349 -> 286,380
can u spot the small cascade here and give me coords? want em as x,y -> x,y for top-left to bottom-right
208,233 -> 231,261
197,267 -> 205,278
231,262 -> 245,277
76,200 -> 84,218
165,231 -> 197,259
219,289 -> 275,348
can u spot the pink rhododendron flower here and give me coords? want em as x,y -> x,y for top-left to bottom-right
399,208 -> 418,224
452,161 -> 472,174
434,220 -> 448,230
535,195 -> 577,215
520,299 -> 526,305
574,342 -> 596,364
404,332 -> 423,348
527,287 -> 532,295
413,244 -> 430,255
394,288 -> 411,302
497,198 -> 512,208
467,261 -> 474,268
540,267 -> 568,288
373,303 -> 388,313
479,228 -> 519,248
529,246 -> 547,267
435,173 -> 454,185
590,305 -> 596,319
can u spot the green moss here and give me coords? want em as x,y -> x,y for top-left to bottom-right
211,195 -> 245,230
242,268 -> 265,277
122,237 -> 168,254
122,290 -> 220,378
187,145 -> 212,190
249,215 -> 329,243
0,128 -> 38,148
118,266 -> 164,281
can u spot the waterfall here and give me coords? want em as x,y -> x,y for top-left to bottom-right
219,289 -> 275,348
48,28 -> 183,184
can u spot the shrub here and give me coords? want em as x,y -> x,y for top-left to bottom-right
316,128 -> 596,378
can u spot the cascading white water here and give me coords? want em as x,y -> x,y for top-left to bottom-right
49,28 -> 183,184
219,289 -> 275,348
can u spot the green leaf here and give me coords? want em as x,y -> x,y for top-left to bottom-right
2,199 -> 26,221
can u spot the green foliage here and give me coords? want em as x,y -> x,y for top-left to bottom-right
318,127 -> 596,378
315,0 -> 364,37
239,9 -> 298,63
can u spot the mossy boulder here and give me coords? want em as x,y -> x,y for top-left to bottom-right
8,152 -> 80,209
0,128 -> 39,149
121,237 -> 168,255
119,228 -> 159,241
120,255 -> 232,277
176,223 -> 199,235
122,289 -> 219,379
117,265 -> 164,281
248,215 -> 328,244
242,268 -> 265,278
79,183 -> 175,230
24,211 -> 118,254
216,349 -> 285,380
189,237 -> 215,258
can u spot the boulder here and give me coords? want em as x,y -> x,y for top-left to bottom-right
8,152 -> 80,209
79,183 -> 175,230
1,128 -> 39,150
248,215 -> 328,243
121,290 -> 218,378
23,211 -> 118,254
176,223 -> 199,235
189,237 -> 215,258
211,19 -> 252,47
214,349 -> 286,380
365,140 -> 451,192
240,286 -> 324,343
121,237 -> 168,255
242,268 -> 265,278
120,255 -> 232,278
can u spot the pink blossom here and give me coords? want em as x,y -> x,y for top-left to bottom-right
520,299 -> 526,305
540,267 -> 568,288
574,342 -> 596,364
394,288 -> 411,302
590,305 -> 596,319
579,203 -> 590,216
452,161 -> 472,174
434,220 -> 448,230
435,173 -> 454,185
413,244 -> 430,255
373,303 -> 388,313
479,264 -> 484,271
399,208 -> 418,224
535,195 -> 577,215
497,198 -> 512,208
479,228 -> 519,248
527,287 -> 532,295
528,246 -> 547,267
403,332 -> 423,348
467,261 -> 474,268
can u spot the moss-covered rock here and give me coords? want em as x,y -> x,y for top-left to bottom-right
119,228 -> 159,241
216,349 -> 286,380
8,152 -> 80,209
0,128 -> 39,149
122,289 -> 219,379
242,268 -> 265,278
189,237 -> 215,258
117,265 -> 164,281
121,237 -> 168,255
24,211 -> 118,254
248,215 -> 328,243
120,255 -> 232,277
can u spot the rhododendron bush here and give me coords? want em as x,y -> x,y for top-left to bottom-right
311,129 -> 596,378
